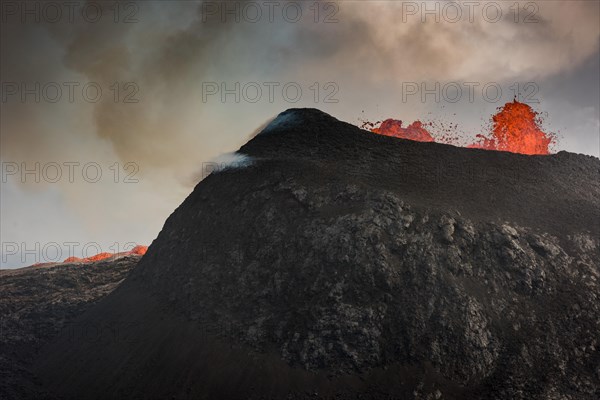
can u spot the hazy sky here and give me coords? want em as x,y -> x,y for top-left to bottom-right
1,0 -> 599,267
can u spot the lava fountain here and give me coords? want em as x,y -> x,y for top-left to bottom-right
365,100 -> 554,155
372,120 -> 435,142
468,100 -> 553,155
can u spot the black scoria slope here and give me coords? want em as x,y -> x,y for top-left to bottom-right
0,256 -> 140,400
33,109 -> 600,400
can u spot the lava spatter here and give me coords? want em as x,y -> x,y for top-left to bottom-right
365,100 -> 554,155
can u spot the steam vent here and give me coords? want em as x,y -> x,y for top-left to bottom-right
5,110 -> 600,399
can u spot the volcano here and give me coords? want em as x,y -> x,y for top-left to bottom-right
10,109 -> 599,399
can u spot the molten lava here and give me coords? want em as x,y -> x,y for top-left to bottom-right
62,245 -> 148,264
130,245 -> 148,255
468,100 -> 552,155
372,120 -> 435,142
365,100 -> 554,155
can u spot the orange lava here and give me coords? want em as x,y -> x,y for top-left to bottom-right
62,245 -> 148,264
85,252 -> 114,262
62,257 -> 83,263
372,120 -> 435,142
364,100 -> 554,155
468,100 -> 552,155
130,245 -> 148,255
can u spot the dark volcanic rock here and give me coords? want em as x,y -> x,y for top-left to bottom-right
0,256 -> 140,400
28,109 -> 600,399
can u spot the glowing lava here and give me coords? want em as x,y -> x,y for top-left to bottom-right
365,100 -> 554,155
468,100 -> 552,155
62,245 -> 148,264
372,120 -> 435,142
130,245 -> 148,255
